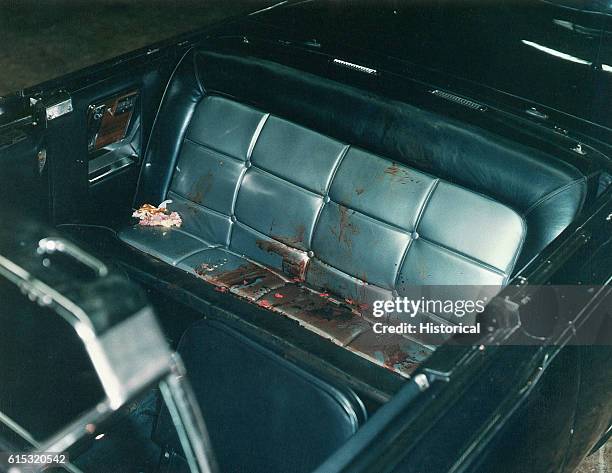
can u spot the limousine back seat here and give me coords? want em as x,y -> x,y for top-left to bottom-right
117,49 -> 587,377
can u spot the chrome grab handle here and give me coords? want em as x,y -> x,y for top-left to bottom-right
38,237 -> 109,277
160,357 -> 218,473
0,244 -> 218,473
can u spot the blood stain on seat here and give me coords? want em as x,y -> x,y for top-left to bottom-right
330,205 -> 359,250
189,171 -> 214,204
256,239 -> 308,280
383,163 -> 420,185
263,285 -> 352,322
384,346 -> 412,369
195,261 -> 283,300
385,163 -> 401,176
270,224 -> 306,248
196,262 -> 263,286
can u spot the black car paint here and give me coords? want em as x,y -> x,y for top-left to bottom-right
252,1 -> 612,151
256,1 -> 600,119
0,1 -> 610,472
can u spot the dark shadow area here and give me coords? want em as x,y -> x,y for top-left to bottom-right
0,0 -> 273,95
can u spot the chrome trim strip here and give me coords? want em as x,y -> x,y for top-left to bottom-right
88,157 -> 134,184
431,89 -> 487,111
248,1 -> 288,16
332,59 -> 378,75
160,358 -> 218,473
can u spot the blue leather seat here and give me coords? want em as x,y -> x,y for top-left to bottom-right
119,49 -> 587,377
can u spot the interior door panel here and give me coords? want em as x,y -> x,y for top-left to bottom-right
42,59 -> 173,227
88,90 -> 139,152
87,89 -> 140,185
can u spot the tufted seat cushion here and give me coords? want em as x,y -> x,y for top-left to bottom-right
119,95 -> 530,376
117,48 -> 586,377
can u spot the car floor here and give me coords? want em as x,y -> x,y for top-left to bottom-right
73,390 -> 162,473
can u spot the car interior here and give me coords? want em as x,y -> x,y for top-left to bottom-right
1,32 -> 609,472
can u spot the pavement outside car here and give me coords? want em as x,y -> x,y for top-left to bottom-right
0,0 -> 272,95
0,1 -> 609,471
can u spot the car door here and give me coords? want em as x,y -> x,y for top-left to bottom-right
0,35 -> 200,230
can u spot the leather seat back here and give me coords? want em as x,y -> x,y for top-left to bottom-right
162,94 -> 526,311
134,49 -> 587,305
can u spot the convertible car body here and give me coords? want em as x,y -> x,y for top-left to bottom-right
0,1 -> 611,472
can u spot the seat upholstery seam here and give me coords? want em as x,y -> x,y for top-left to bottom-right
418,237 -> 508,277
246,113 -> 270,160
311,205 -> 411,288
229,167 -> 323,251
233,220 -> 310,254
220,245 -> 292,276
179,246 -> 292,288
228,168 -> 248,245
246,164 -> 327,199
325,144 -> 352,196
173,245 -> 220,266
183,136 -> 246,165
342,325 -> 370,347
168,190 -> 232,221
503,215 -> 528,284
58,223 -> 118,236
144,224 -> 217,247
311,256 -> 393,292
134,47 -> 196,207
309,144 -> 351,249
397,333 -> 436,353
393,179 -> 440,290
326,199 -> 414,237
309,200 -> 327,252
522,177 -> 586,217
121,227 -> 216,256
414,179 -> 440,231
192,50 -> 205,95
230,108 -> 269,244
244,162 -> 326,197
206,89 -> 268,115
392,242 -> 414,294
324,169 -> 431,234
225,166 -> 248,248
119,238 -> 201,267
